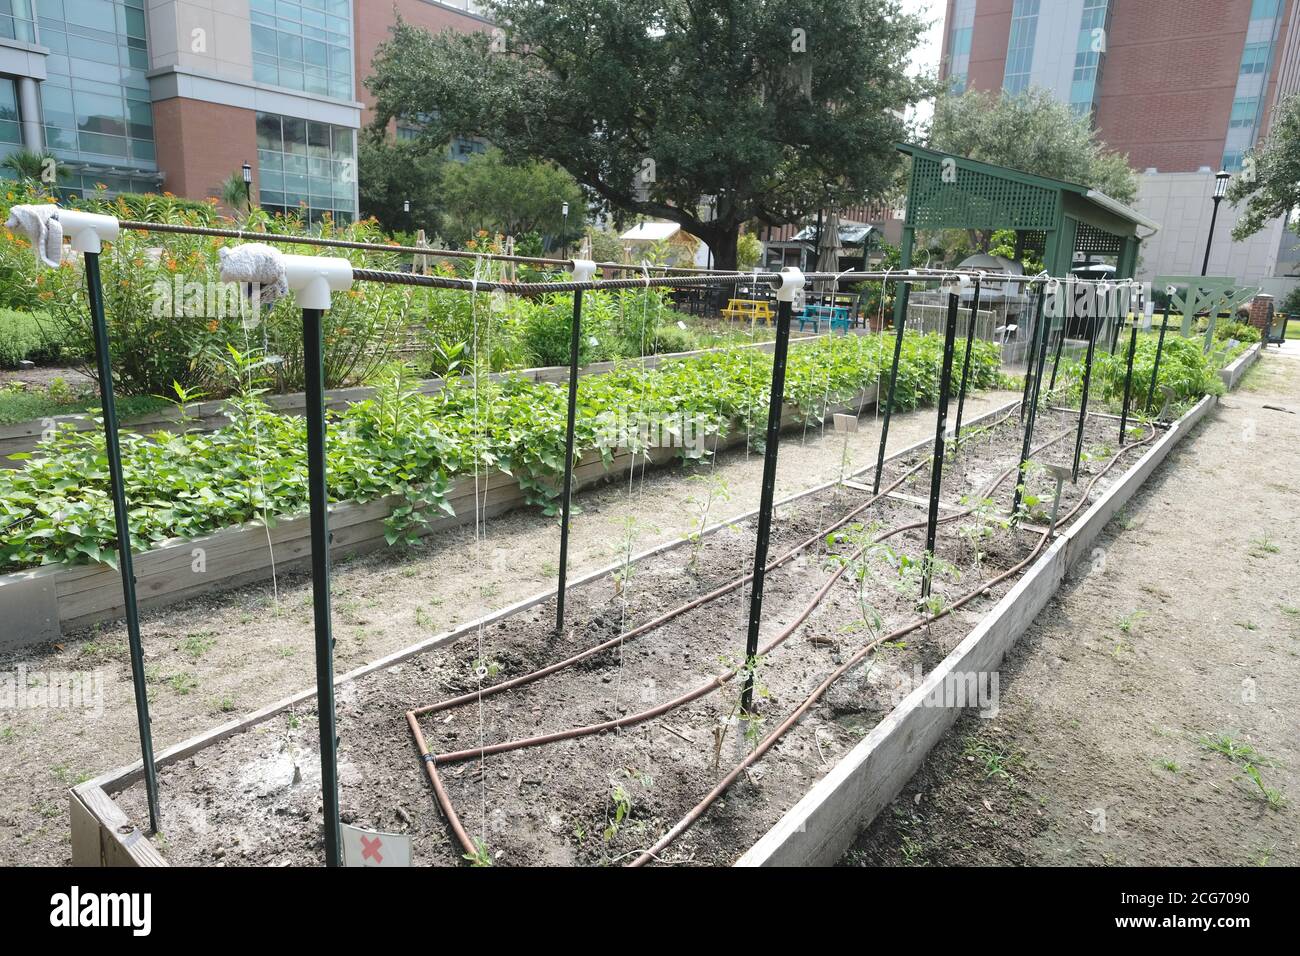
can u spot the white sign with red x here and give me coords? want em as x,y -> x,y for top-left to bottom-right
341,824 -> 412,867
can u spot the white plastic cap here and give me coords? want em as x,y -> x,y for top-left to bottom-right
283,254 -> 353,310
57,209 -> 119,254
769,267 -> 804,302
569,258 -> 598,283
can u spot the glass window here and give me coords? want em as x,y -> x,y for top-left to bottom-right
36,0 -> 157,187
255,111 -> 356,222
249,0 -> 353,100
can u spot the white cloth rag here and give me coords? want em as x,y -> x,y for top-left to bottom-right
5,204 -> 64,268
218,242 -> 289,307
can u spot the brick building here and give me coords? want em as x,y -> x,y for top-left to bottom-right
0,0 -> 490,221
940,0 -> 1300,297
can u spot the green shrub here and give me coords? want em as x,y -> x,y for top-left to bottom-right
0,309 -> 63,367
1214,321 -> 1260,344
16,194 -> 417,397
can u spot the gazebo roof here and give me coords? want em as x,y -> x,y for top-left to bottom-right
895,142 -> 1159,237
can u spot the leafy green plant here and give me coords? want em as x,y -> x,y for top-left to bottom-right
683,471 -> 731,568
825,522 -> 895,639
957,495 -> 1008,579
0,331 -> 1001,572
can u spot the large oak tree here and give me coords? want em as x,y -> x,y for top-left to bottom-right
366,0 -> 930,271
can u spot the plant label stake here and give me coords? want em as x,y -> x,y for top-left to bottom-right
1012,285 -> 1052,520
1043,463 -> 1073,533
921,289 -> 962,600
1072,311 -> 1100,483
743,268 -> 802,712
556,260 -> 597,633
341,824 -> 411,867
1145,301 -> 1173,413
1119,318 -> 1139,444
872,276 -> 911,495
952,277 -> 982,448
63,210 -> 161,833
285,253 -> 354,867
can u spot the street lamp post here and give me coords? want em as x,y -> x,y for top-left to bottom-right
561,201 -> 570,259
241,161 -> 253,212
1201,169 -> 1232,276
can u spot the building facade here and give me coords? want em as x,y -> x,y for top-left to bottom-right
0,0 -> 489,220
940,0 -> 1300,296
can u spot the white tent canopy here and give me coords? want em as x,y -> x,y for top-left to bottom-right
620,221 -> 681,242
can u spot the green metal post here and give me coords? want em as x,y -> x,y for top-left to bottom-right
303,306 -> 341,867
84,251 -> 160,834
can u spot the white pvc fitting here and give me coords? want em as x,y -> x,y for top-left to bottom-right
569,258 -> 598,283
283,254 -> 353,310
57,209 -> 119,254
941,273 -> 971,295
769,267 -> 804,302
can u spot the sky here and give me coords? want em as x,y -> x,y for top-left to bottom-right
900,0 -> 946,131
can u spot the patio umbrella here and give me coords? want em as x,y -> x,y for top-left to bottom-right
814,208 -> 843,296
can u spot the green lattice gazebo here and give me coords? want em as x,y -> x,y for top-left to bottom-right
896,142 -> 1159,282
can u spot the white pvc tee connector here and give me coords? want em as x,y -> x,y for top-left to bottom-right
57,209 -> 119,254
283,254 -> 353,310
769,267 -> 804,302
570,258 -> 598,283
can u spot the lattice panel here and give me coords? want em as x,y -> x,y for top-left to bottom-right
1073,221 -> 1123,256
907,154 -> 1059,231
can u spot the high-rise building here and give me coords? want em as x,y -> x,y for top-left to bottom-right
0,0 -> 489,220
940,0 -> 1300,295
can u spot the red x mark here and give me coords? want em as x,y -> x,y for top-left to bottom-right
360,835 -> 384,864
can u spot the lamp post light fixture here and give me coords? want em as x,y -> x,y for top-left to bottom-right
1201,169 -> 1232,276
561,201 -> 570,258
241,161 -> 252,211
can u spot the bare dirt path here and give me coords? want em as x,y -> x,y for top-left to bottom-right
847,348 -> 1300,867
0,386 -> 1017,865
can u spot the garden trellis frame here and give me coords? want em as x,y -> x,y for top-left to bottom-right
19,207 -> 1118,866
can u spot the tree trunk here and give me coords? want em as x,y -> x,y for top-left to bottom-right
704,227 -> 740,272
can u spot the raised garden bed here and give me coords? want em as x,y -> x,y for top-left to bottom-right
69,396 -> 1200,867
0,336 -> 810,466
0,388 -> 876,648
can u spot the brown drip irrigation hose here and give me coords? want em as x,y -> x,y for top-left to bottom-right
628,423 -> 1157,866
412,406 -> 1019,719
412,410 -> 1091,860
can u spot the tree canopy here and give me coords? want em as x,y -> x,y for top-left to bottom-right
437,149 -> 584,244
1227,92 -> 1300,240
358,132 -> 448,234
928,88 -> 1138,205
366,0 -> 931,270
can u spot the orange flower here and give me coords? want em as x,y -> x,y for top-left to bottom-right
206,319 -> 218,332
166,258 -> 177,271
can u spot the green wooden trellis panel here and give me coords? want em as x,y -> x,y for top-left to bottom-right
906,152 -> 1060,232
1074,221 -> 1124,257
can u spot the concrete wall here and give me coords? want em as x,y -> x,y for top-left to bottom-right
1132,170 -> 1296,300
